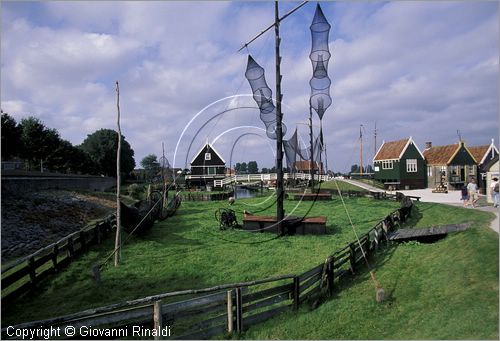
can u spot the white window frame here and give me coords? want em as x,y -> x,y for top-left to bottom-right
204,153 -> 211,161
382,160 -> 393,169
406,159 -> 417,173
427,166 -> 432,177
468,165 -> 475,176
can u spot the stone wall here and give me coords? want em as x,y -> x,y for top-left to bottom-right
1,174 -> 115,195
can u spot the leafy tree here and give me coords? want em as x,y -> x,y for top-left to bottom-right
350,164 -> 360,173
248,161 -> 258,173
141,154 -> 160,180
365,165 -> 374,173
240,162 -> 248,174
18,117 -> 61,170
80,128 -> 135,177
234,162 -> 241,173
270,166 -> 276,173
1,112 -> 22,160
261,167 -> 269,174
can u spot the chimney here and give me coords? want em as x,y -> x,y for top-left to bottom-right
425,142 -> 432,149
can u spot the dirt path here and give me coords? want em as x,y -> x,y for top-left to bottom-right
336,180 -> 499,233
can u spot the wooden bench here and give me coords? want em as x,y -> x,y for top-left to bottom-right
243,213 -> 327,235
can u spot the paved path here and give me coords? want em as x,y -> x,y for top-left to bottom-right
338,180 -> 499,233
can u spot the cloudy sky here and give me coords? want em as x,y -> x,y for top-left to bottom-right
1,1 -> 498,172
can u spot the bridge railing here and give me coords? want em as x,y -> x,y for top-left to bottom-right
215,173 -> 332,187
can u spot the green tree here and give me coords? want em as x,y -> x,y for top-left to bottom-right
240,162 -> 248,174
350,164 -> 360,173
18,117 -> 61,171
261,167 -> 269,174
141,154 -> 160,180
247,161 -> 258,174
1,112 -> 22,160
79,128 -> 135,177
234,162 -> 241,173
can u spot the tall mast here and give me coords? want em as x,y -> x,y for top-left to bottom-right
275,1 -> 284,234
359,124 -> 363,177
309,108 -> 314,189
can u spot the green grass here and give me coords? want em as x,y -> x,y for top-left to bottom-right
3,198 -> 497,339
243,202 -> 499,340
3,195 -> 399,325
317,179 -> 368,192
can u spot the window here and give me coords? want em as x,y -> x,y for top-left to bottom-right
427,166 -> 432,177
204,153 -> 211,161
441,166 -> 447,174
468,165 -> 475,176
406,159 -> 417,173
207,167 -> 216,175
382,160 -> 393,169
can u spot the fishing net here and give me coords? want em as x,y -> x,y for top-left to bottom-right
245,55 -> 287,139
309,4 -> 332,120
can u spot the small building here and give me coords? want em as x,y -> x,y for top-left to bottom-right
293,160 -> 323,174
423,141 -> 477,191
483,154 -> 499,203
185,143 -> 226,189
373,137 -> 426,189
468,140 -> 498,193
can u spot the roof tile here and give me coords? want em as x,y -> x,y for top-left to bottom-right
374,138 -> 409,161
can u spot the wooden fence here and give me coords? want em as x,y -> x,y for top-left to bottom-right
1,215 -> 116,307
1,197 -> 412,340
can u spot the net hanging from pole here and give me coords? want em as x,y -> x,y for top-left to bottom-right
309,4 -> 332,121
245,55 -> 287,140
309,4 -> 332,173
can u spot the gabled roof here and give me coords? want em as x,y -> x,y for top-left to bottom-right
190,143 -> 226,165
468,143 -> 498,165
373,137 -> 424,161
482,154 -> 498,171
423,143 -> 461,165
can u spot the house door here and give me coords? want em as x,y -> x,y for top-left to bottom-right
460,167 -> 465,182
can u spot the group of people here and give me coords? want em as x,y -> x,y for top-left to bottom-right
461,177 -> 499,208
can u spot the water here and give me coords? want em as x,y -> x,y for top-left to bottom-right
234,187 -> 256,199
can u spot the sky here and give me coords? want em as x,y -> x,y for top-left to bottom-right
1,1 -> 498,173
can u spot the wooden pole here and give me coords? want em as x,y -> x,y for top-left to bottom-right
309,108 -> 314,190
153,301 -> 163,340
275,0 -> 285,235
227,290 -> 234,333
115,81 -> 122,267
360,124 -> 363,177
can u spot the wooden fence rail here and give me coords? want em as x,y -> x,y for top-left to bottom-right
1,215 -> 116,307
2,195 -> 414,340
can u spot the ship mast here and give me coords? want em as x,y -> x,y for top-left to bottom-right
239,1 -> 307,235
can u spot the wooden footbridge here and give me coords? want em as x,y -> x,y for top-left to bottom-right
387,222 -> 472,242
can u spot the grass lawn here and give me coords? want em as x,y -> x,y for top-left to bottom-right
3,194 -> 399,325
243,202 -> 499,340
2,196 -> 497,340
317,179 -> 368,192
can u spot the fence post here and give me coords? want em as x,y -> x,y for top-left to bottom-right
327,257 -> 334,297
293,276 -> 300,310
227,290 -> 234,333
67,237 -> 74,259
153,300 -> 163,340
235,287 -> 243,333
95,223 -> 102,244
80,231 -> 86,253
52,244 -> 59,271
28,257 -> 36,287
349,243 -> 356,274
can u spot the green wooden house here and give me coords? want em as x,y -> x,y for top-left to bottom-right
373,137 -> 426,189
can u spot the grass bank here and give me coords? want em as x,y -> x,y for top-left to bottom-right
243,202 -> 499,340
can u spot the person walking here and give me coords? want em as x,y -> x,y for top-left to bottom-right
460,184 -> 470,207
467,178 -> 479,208
490,177 -> 499,208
